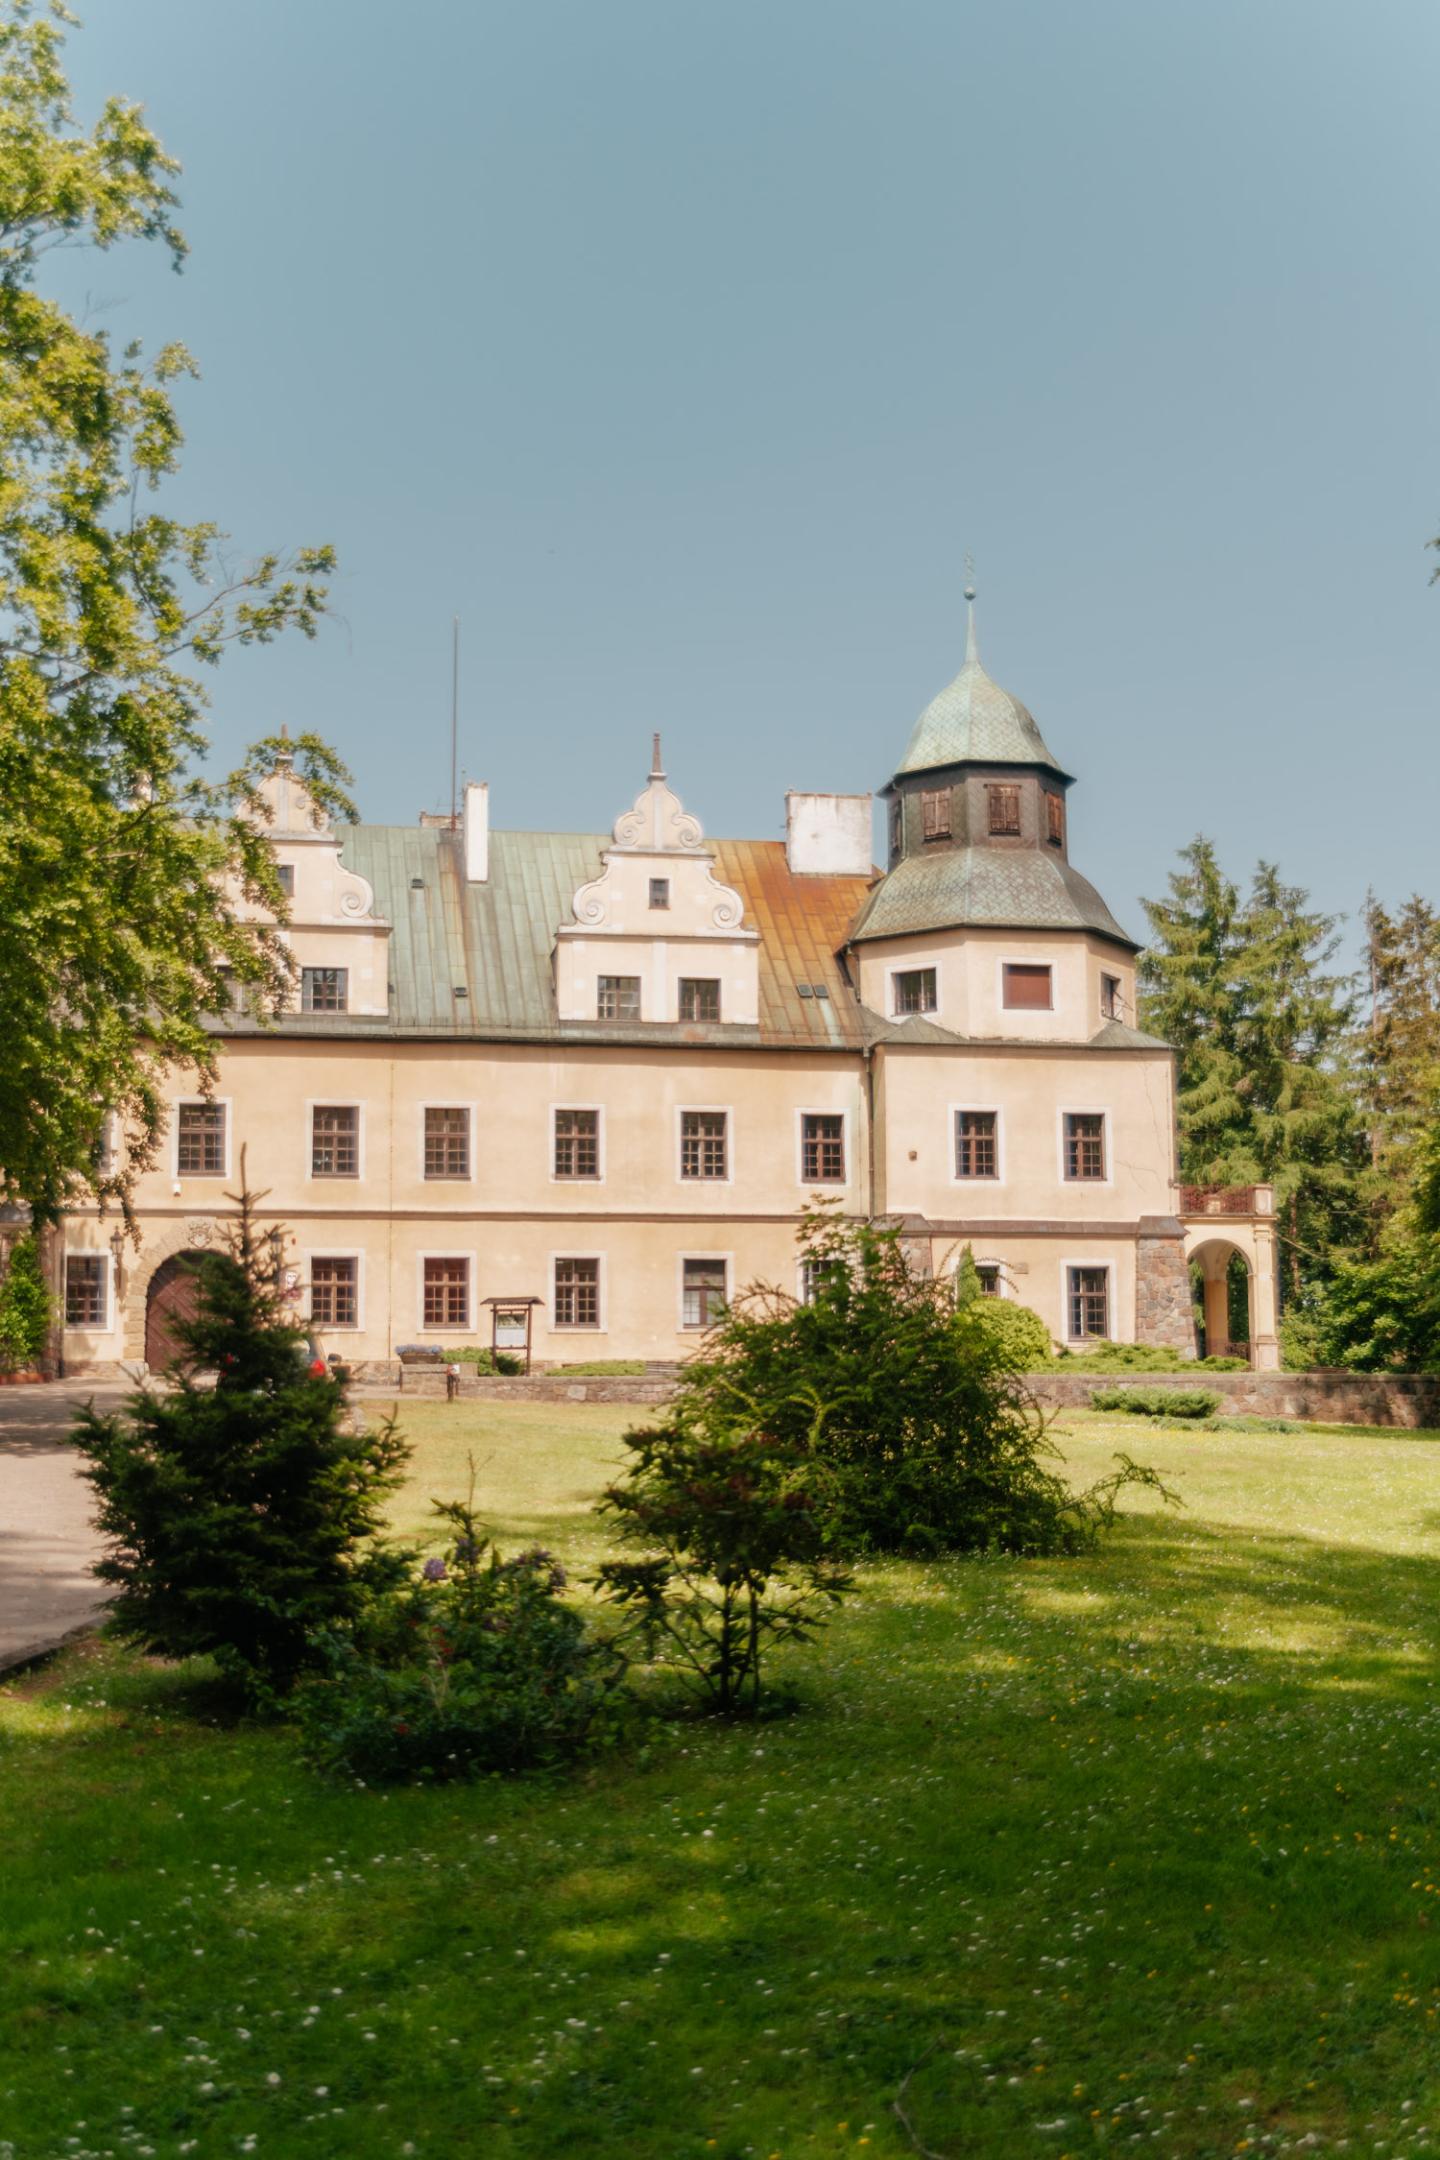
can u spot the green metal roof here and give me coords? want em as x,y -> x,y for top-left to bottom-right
894,603 -> 1070,781
848,845 -> 1137,949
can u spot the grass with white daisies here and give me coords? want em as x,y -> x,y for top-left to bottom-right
3,1402 -> 1440,2160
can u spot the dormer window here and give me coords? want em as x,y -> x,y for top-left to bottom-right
1045,793 -> 1064,847
987,785 -> 1021,837
679,978 -> 720,1022
597,975 -> 641,1021
301,967 -> 347,1014
921,788 -> 951,842
649,877 -> 670,909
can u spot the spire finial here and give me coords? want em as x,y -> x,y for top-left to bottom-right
963,552 -> 978,664
650,731 -> 665,781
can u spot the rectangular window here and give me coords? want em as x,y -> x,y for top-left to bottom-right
422,1256 -> 470,1330
1064,1112 -> 1107,1181
799,1257 -> 844,1305
649,877 -> 670,909
921,788 -> 952,841
1045,793 -> 1064,847
597,975 -> 641,1021
680,1110 -> 728,1180
987,784 -> 1021,836
176,1102 -> 226,1175
301,966 -> 348,1014
890,799 -> 903,855
213,968 -> 249,1018
1002,963 -> 1053,1010
894,967 -> 937,1016
554,1256 -> 600,1329
311,1256 -> 357,1328
276,863 -> 295,899
679,977 -> 721,1023
682,1257 -> 728,1331
976,1262 -> 1002,1298
554,1108 -> 600,1180
423,1106 -> 470,1180
311,1104 -> 359,1178
1068,1266 -> 1110,1340
65,1256 -> 106,1328
955,1109 -> 998,1179
801,1112 -> 845,1184
1100,973 -> 1121,1021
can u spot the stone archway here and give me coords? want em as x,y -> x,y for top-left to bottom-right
144,1251 -> 208,1370
120,1215 -> 229,1366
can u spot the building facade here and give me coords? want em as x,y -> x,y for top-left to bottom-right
54,608 -> 1280,1376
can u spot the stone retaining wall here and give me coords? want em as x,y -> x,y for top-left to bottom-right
1025,1370 -> 1440,1429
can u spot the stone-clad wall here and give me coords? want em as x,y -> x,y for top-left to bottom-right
1134,1218 -> 1197,1355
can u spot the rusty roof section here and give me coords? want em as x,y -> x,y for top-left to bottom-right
710,839 -> 876,1049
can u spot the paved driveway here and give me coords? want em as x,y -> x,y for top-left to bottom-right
0,1382 -> 124,1672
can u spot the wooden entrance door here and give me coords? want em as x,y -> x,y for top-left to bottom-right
144,1252 -> 205,1369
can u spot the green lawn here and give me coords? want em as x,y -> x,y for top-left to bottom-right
5,1405 -> 1440,2160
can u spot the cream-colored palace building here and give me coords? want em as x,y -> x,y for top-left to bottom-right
56,607 -> 1280,1378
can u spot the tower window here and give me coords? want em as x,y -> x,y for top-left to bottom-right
1100,973 -> 1122,1021
921,788 -> 952,841
987,784 -> 1021,837
1045,793 -> 1064,847
890,799 -> 903,855
893,967 -> 937,1016
1002,963 -> 1052,1011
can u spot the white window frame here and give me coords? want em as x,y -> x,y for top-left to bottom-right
797,1254 -> 845,1306
550,1250 -> 606,1332
677,1251 -> 732,1333
887,963 -> 939,1019
173,1096 -> 233,1181
299,962 -> 350,1015
596,974 -> 642,1022
795,1106 -> 850,1189
415,1249 -> 476,1334
997,958 -> 1055,1014
62,1250 -> 113,1332
1058,1106 -> 1112,1188
1062,1258 -> 1114,1344
306,1098 -> 366,1184
950,1103 -> 1004,1184
551,1104 -> 605,1185
419,1100 -> 476,1184
676,1104 -> 734,1186
304,1247 -> 365,1333
973,1258 -> 1009,1300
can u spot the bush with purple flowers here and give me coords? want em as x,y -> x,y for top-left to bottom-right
295,1487 -> 625,1783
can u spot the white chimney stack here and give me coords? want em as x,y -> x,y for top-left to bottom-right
784,791 -> 872,876
464,780 -> 489,883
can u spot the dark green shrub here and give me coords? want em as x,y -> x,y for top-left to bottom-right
0,1233 -> 50,1369
596,1415 -> 853,1717
74,1186 -> 409,1699
671,1207 -> 1171,1558
1053,1342 -> 1248,1373
297,1492 -> 623,1781
552,1359 -> 647,1376
1090,1386 -> 1221,1420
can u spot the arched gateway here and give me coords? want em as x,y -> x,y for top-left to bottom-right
144,1251 -> 208,1370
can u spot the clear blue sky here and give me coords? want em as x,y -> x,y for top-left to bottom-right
57,0 -> 1440,949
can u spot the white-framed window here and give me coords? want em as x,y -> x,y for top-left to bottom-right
679,1254 -> 729,1331
679,1108 -> 729,1181
798,1256 -> 845,1306
891,966 -> 937,1017
553,1106 -> 603,1181
975,1261 -> 1004,1298
174,1098 -> 230,1178
953,1106 -> 1001,1181
307,1251 -> 363,1331
301,966 -> 348,1014
798,1110 -> 847,1185
309,1102 -> 362,1179
1062,1110 -> 1108,1183
1065,1263 -> 1111,1341
422,1103 -> 473,1181
597,975 -> 641,1021
553,1254 -> 603,1330
419,1253 -> 473,1332
64,1253 -> 109,1329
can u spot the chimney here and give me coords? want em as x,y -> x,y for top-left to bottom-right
464,780 -> 489,883
785,791 -> 872,876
